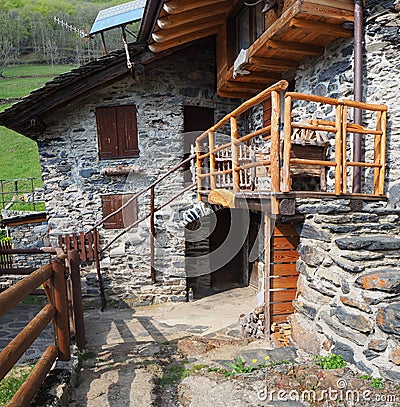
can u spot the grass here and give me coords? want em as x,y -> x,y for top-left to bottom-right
0,129 -> 42,180
0,64 -> 76,202
0,365 -> 34,406
2,64 -> 77,78
314,353 -> 347,370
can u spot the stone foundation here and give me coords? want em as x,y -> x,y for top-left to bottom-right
291,199 -> 400,378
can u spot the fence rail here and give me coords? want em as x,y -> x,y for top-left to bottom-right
0,248 -> 85,406
0,178 -> 45,211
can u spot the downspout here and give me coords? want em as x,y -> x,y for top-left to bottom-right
353,0 -> 364,193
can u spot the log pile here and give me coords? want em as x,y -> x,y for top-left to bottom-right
239,305 -> 265,339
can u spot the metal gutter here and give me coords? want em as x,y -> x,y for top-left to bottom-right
137,0 -> 164,44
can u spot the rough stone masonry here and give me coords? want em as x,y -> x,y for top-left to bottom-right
34,44 -> 237,308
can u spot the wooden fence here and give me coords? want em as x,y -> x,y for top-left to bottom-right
0,249 -> 85,407
0,239 -> 13,270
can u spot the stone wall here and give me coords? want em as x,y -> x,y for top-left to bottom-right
35,44 -> 238,307
292,199 -> 400,379
267,2 -> 400,377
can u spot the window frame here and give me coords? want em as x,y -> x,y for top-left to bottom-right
229,1 -> 265,62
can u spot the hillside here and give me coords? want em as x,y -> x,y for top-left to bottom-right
0,0 -> 139,70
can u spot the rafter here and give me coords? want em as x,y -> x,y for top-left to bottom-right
152,15 -> 224,43
248,57 -> 298,71
157,2 -> 231,29
163,0 -> 229,15
289,18 -> 353,38
149,26 -> 219,53
267,40 -> 324,56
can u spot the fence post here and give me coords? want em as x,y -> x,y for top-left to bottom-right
68,250 -> 86,349
51,257 -> 71,361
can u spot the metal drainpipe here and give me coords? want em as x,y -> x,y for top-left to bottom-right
353,0 -> 364,193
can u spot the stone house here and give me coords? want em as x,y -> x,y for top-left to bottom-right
1,0 -> 400,378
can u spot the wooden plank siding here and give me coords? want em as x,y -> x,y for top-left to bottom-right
270,223 -> 299,323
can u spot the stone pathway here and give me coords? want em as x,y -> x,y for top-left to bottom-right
0,302 -> 55,363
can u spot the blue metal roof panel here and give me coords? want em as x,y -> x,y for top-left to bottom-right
90,0 -> 146,35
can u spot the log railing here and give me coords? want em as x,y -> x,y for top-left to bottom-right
195,81 -> 388,212
0,249 -> 85,407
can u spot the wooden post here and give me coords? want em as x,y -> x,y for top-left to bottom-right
51,257 -> 71,361
334,105 -> 343,195
282,95 -> 292,193
208,131 -> 216,189
150,186 -> 156,284
263,214 -> 272,341
378,110 -> 387,195
93,229 -> 107,311
231,116 -> 240,193
342,106 -> 348,194
270,91 -> 281,214
68,250 -> 86,349
8,345 -> 58,407
195,139 -> 203,200
373,111 -> 382,195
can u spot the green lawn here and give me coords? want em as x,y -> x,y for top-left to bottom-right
2,64 -> 77,78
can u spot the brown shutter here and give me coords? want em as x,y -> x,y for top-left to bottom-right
101,194 -> 138,229
96,107 -> 118,159
116,105 -> 139,157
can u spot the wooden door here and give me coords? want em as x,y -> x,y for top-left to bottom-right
269,223 -> 299,323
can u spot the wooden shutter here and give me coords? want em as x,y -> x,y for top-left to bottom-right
101,194 -> 137,229
96,107 -> 118,159
96,105 -> 139,159
116,106 -> 139,157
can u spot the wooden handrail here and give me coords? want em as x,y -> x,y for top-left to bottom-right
0,264 -> 52,317
8,345 -> 58,407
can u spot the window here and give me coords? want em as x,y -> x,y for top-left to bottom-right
235,2 -> 264,54
96,105 -> 139,159
101,194 -> 137,229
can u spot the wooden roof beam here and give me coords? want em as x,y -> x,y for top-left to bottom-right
232,71 -> 282,83
289,18 -> 353,38
248,57 -> 298,71
149,26 -> 219,53
152,15 -> 224,43
163,0 -> 229,15
157,2 -> 231,29
225,81 -> 271,93
267,40 -> 324,56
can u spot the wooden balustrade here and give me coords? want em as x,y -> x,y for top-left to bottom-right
194,82 -> 388,212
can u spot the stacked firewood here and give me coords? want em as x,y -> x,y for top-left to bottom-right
239,305 -> 265,339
